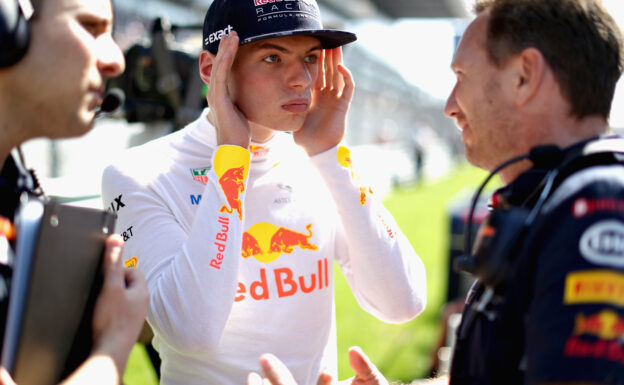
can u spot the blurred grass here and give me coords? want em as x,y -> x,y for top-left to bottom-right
335,162 -> 488,382
122,162 -> 488,384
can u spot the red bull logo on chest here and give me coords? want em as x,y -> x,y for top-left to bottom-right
242,222 -> 318,263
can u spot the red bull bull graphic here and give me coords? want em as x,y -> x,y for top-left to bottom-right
241,222 -> 318,263
564,309 -> 624,364
336,146 -> 374,206
234,258 -> 330,302
573,309 -> 624,340
214,146 -> 250,221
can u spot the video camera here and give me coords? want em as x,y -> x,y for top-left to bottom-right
108,17 -> 207,130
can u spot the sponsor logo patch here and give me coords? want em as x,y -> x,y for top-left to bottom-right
573,198 -> 624,218
336,146 -> 374,206
572,309 -> 624,340
564,270 -> 624,306
204,25 -> 233,47
241,222 -> 317,263
107,194 -> 125,213
579,220 -> 624,267
190,167 -> 211,185
235,258 -> 329,302
124,257 -> 138,268
564,337 -> 624,364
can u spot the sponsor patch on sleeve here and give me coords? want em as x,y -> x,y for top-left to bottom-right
124,256 -> 138,268
578,220 -> 624,268
564,270 -> 624,306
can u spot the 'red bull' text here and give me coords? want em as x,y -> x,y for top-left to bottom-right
210,216 -> 230,270
235,258 -> 329,301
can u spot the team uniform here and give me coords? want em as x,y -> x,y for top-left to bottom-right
450,138 -> 624,385
102,109 -> 426,385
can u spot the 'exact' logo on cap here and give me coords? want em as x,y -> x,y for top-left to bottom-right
204,25 -> 233,47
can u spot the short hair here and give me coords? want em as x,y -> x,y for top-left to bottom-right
474,0 -> 623,119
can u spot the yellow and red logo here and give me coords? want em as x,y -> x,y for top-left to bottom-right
249,144 -> 269,159
214,146 -> 250,221
124,256 -> 138,268
564,270 -> 624,306
241,222 -> 318,263
336,146 -> 373,206
573,309 -> 624,340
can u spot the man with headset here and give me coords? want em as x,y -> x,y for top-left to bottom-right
250,0 -> 624,384
0,0 -> 148,384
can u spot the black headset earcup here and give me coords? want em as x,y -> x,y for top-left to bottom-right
0,0 -> 30,68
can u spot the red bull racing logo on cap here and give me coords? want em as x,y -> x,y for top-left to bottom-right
214,146 -> 250,221
242,222 -> 318,263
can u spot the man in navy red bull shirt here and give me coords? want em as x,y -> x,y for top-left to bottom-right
250,0 -> 624,384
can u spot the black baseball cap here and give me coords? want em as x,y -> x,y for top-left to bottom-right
202,0 -> 357,54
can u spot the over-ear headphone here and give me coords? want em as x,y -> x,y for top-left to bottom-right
0,0 -> 31,68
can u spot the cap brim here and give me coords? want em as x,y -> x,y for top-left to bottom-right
240,29 -> 357,49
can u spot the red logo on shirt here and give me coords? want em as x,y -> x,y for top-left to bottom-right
241,223 -> 317,263
218,166 -> 246,221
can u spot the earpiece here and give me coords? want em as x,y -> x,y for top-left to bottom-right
0,0 -> 31,68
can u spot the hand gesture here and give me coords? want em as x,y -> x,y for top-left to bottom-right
341,347 -> 389,385
247,354 -> 333,385
246,346 -> 388,385
204,31 -> 251,148
294,47 -> 354,156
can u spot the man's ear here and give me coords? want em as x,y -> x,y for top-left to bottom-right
509,47 -> 545,107
199,51 -> 215,85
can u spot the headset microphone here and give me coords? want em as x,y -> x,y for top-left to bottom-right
454,145 -> 565,288
95,88 -> 125,117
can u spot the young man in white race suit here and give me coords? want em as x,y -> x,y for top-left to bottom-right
102,0 -> 427,383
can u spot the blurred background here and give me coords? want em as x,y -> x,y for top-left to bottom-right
22,0 -> 624,383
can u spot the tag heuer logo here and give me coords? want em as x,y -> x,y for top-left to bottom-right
191,167 -> 211,185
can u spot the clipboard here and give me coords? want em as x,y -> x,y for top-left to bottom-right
1,199 -> 116,385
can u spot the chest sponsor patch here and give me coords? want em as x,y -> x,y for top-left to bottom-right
191,167 -> 211,185
579,220 -> 624,268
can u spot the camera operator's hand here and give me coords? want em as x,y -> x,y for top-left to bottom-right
293,47 -> 354,156
202,31 -> 251,149
61,235 -> 148,385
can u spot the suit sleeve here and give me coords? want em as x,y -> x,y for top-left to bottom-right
101,145 -> 250,354
311,145 -> 426,323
